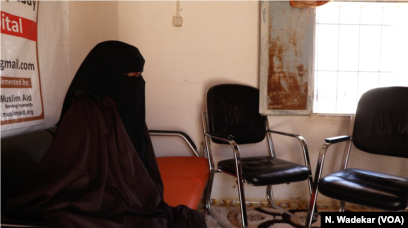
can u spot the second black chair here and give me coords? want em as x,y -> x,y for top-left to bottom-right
201,84 -> 315,228
305,87 -> 408,228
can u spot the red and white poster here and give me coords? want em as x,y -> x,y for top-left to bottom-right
1,0 -> 44,131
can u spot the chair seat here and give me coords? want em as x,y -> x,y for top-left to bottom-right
218,156 -> 309,186
319,168 -> 408,211
157,156 -> 210,209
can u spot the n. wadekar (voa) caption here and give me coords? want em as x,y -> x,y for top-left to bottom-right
321,212 -> 406,227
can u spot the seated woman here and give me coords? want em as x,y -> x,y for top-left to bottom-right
6,41 -> 207,228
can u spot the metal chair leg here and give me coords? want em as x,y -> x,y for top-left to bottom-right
305,187 -> 319,228
305,142 -> 331,228
204,172 -> 215,214
236,179 -> 248,228
203,172 -> 231,228
230,143 -> 248,228
339,201 -> 346,212
201,112 -> 226,226
266,186 -> 306,225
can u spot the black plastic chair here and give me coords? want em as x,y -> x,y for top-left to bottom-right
200,84 -> 315,228
305,86 -> 408,228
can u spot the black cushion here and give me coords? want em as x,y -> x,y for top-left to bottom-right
319,168 -> 408,211
218,156 -> 309,186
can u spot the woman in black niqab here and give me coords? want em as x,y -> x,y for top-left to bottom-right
59,41 -> 149,169
6,41 -> 207,228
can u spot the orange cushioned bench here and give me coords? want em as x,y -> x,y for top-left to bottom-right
157,156 -> 209,209
150,130 -> 210,210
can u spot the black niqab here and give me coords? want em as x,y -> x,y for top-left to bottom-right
58,40 -> 149,168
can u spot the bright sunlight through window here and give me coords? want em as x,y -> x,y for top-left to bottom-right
314,2 -> 408,114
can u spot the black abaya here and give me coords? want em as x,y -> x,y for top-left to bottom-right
6,41 -> 207,228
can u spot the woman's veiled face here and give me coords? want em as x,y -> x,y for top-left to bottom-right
124,72 -> 143,77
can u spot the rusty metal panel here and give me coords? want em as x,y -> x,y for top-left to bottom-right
260,1 -> 315,115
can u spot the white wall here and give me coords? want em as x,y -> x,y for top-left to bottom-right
69,1 -> 119,74
50,1 -> 408,206
39,1 -> 71,129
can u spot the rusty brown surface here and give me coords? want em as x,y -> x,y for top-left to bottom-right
266,24 -> 308,110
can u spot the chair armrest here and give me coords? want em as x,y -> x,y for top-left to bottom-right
325,135 -> 351,144
267,129 -> 313,179
149,130 -> 199,157
267,129 -> 308,155
204,132 -> 235,144
204,131 -> 241,157
267,129 -> 301,138
312,137 -> 352,193
313,136 -> 352,179
207,131 -> 235,141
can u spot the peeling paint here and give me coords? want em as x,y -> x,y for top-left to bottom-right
296,64 -> 305,77
267,37 -> 308,110
264,2 -> 314,111
262,7 -> 266,22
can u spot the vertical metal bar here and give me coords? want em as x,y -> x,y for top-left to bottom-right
200,112 -> 216,213
340,141 -> 352,171
305,142 -> 331,228
339,201 -> 346,212
230,143 -> 248,228
339,115 -> 354,212
296,135 -> 320,223
264,118 -> 276,158
340,115 -> 354,170
339,139 -> 351,213
204,173 -> 215,214
266,185 -> 276,206
339,141 -> 351,211
296,136 -> 314,194
201,112 -> 214,171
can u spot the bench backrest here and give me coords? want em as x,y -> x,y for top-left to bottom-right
1,128 -> 55,210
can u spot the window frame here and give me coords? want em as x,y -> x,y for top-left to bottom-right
259,0 -> 408,116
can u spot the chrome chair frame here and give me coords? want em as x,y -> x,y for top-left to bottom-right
149,130 -> 200,157
201,112 -> 315,228
305,135 -> 353,228
305,136 -> 408,228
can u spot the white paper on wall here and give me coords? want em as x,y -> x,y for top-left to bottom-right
1,0 -> 44,130
1,1 -> 71,137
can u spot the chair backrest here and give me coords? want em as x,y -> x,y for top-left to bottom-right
206,84 -> 266,144
352,87 -> 408,158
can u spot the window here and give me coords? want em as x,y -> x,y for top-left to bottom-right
314,2 -> 408,114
